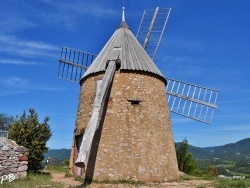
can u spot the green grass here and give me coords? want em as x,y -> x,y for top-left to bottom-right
0,165 -> 75,188
0,172 -> 65,188
48,164 -> 73,178
214,178 -> 250,188
48,165 -> 69,173
2,165 -> 249,188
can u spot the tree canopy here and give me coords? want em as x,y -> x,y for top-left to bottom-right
7,108 -> 52,172
0,113 -> 14,130
176,138 -> 199,175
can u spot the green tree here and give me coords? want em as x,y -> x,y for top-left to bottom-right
207,165 -> 218,177
176,138 -> 199,175
0,113 -> 14,130
7,108 -> 52,172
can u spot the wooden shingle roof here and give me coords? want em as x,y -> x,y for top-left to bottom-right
81,21 -> 164,80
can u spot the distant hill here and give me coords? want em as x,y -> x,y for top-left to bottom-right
44,148 -> 71,163
176,138 -> 250,161
203,138 -> 250,157
45,138 -> 250,162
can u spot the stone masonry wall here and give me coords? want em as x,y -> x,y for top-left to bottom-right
70,71 -> 179,182
0,139 -> 29,179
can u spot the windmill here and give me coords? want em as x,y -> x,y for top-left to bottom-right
57,7 -> 219,182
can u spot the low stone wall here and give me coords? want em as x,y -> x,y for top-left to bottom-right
0,139 -> 29,179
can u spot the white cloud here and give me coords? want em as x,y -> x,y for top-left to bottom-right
38,1 -> 118,31
0,59 -> 44,66
0,35 -> 58,58
0,12 -> 36,34
0,0 -> 118,33
0,76 -> 65,95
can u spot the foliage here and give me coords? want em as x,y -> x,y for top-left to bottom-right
176,138 -> 200,175
0,113 -> 14,130
63,159 -> 70,166
215,166 -> 231,176
235,160 -> 250,168
7,108 -> 52,172
198,157 -> 250,177
207,165 -> 219,177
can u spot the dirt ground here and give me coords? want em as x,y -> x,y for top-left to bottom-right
50,171 -> 215,188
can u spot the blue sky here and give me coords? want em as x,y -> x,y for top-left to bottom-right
0,0 -> 249,149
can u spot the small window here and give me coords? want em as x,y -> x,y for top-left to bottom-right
131,100 -> 140,105
127,98 -> 141,105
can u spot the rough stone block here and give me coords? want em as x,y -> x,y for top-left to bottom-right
10,163 -> 18,168
18,155 -> 28,161
16,146 -> 29,153
2,145 -> 10,151
20,161 -> 28,165
17,171 -> 27,178
17,165 -> 28,172
10,168 -> 17,173
4,162 -> 12,166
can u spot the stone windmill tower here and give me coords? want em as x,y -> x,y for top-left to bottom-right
57,7 -> 219,182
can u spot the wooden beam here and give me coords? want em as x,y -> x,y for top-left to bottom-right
75,60 -> 118,167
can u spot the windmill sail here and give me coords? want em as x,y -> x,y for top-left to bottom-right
136,7 -> 171,60
166,78 -> 219,124
75,59 -> 119,167
58,46 -> 97,83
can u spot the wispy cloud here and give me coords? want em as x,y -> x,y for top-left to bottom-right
0,35 -> 58,58
0,12 -> 36,34
0,76 -> 65,95
0,59 -> 44,66
38,0 -> 118,31
0,0 -> 118,33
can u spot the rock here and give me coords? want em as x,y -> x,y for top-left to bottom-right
20,161 -> 28,165
16,146 -> 29,153
4,162 -> 12,166
10,168 -> 18,173
18,165 -> 28,172
178,171 -> 186,176
17,171 -> 27,178
10,163 -> 18,168
18,155 -> 28,161
2,145 -> 10,151
7,139 -> 18,146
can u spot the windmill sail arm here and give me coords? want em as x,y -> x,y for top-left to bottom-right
136,7 -> 171,60
166,77 -> 219,125
166,91 -> 217,109
58,59 -> 88,70
75,59 -> 120,167
57,46 -> 97,83
142,7 -> 159,49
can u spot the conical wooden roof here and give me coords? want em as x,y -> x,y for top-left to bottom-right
82,21 -> 164,80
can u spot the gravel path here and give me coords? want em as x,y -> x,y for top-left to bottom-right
49,171 -> 215,188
